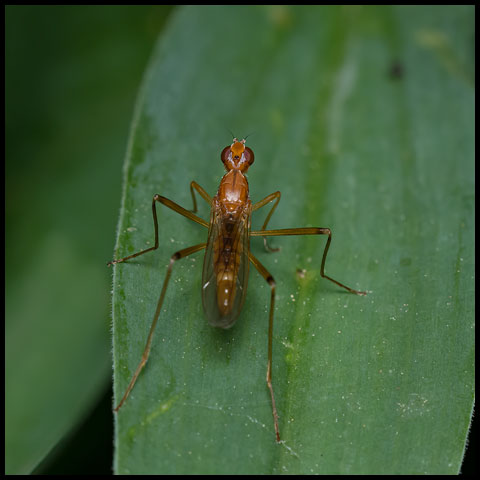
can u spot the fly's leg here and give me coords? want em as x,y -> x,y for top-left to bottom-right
114,242 -> 207,412
190,181 -> 212,213
252,191 -> 281,253
108,194 -> 208,266
250,227 -> 367,295
249,252 -> 281,443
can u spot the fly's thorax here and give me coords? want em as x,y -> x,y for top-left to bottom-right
217,169 -> 249,208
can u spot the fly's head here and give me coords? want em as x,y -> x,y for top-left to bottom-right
221,138 -> 254,173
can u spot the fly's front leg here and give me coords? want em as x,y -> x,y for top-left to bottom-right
249,252 -> 281,443
190,181 -> 212,213
250,227 -> 366,295
114,242 -> 206,412
108,194 -> 208,266
252,191 -> 281,252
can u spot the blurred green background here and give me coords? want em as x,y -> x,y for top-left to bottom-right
5,5 -> 475,475
5,5 -> 172,474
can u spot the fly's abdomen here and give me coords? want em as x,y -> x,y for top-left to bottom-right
214,232 -> 243,315
202,197 -> 251,329
216,273 -> 235,315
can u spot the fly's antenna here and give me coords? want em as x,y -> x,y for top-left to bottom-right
226,128 -> 236,141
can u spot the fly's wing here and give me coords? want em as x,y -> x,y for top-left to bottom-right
202,202 -> 250,329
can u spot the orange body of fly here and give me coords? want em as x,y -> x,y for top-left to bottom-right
201,139 -> 255,328
214,141 -> 251,316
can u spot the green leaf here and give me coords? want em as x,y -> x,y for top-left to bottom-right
112,5 -> 474,474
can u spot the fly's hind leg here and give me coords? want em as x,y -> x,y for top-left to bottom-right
114,242 -> 206,412
249,252 -> 281,443
250,227 -> 366,295
108,194 -> 208,266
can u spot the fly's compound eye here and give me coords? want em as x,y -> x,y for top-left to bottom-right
244,147 -> 254,166
221,146 -> 231,164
